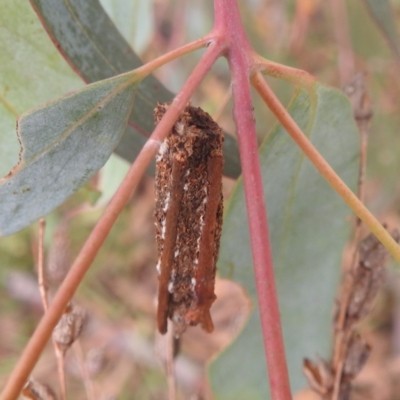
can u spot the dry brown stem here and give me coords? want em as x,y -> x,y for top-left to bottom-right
72,340 -> 96,400
155,321 -> 178,400
304,229 -> 400,400
35,218 -> 88,400
343,73 -> 373,219
21,379 -> 57,400
35,219 -> 66,400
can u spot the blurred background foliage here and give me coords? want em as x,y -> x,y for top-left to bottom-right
1,0 -> 400,399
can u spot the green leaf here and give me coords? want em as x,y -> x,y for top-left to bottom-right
0,73 -> 140,236
0,0 -> 83,178
362,0 -> 400,59
30,0 -> 241,178
209,84 -> 359,398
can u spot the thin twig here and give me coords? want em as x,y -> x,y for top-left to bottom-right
331,332 -> 349,400
55,348 -> 67,400
164,321 -> 177,400
344,73 -> 372,215
36,218 -> 67,400
154,321 -> 177,400
73,340 -> 96,400
37,219 -> 48,311
332,74 -> 373,400
251,71 -> 400,264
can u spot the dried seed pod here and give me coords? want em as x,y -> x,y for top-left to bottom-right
347,228 -> 400,323
303,357 -> 334,396
343,333 -> 371,379
52,303 -> 85,354
343,73 -> 373,122
154,103 -> 224,336
22,379 -> 57,400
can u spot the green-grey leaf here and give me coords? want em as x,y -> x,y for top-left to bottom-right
0,0 -> 83,178
0,73 -> 139,236
209,83 -> 359,398
30,0 -> 241,178
362,0 -> 400,59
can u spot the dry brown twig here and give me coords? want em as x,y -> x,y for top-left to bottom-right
331,73 -> 374,400
343,73 -> 373,216
303,73 -> 399,400
21,379 -> 57,400
34,218 -> 89,400
155,321 -> 178,400
72,340 -> 96,400
329,73 -> 374,400
36,219 -> 66,400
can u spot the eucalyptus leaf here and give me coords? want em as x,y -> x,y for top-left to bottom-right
0,0 -> 83,178
0,73 -> 140,236
30,0 -> 241,178
209,83 -> 359,398
362,0 -> 400,59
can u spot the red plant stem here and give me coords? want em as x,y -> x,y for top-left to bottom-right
0,43 -> 223,400
213,2 -> 292,399
135,35 -> 212,77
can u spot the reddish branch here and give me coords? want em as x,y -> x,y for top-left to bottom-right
213,1 -> 292,399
